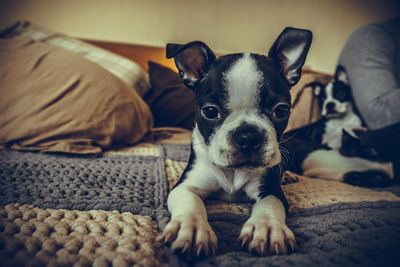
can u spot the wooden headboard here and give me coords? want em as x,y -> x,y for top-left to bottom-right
83,39 -> 324,76
83,39 -> 178,72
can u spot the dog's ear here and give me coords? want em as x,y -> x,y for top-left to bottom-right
269,27 -> 312,86
335,65 -> 349,85
166,41 -> 216,89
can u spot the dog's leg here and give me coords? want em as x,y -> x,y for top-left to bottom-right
239,195 -> 295,255
162,184 -> 218,258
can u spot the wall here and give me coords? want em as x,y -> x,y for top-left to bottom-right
0,0 -> 399,73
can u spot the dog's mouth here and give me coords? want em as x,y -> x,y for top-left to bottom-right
222,147 -> 281,170
228,161 -> 264,170
324,110 -> 347,119
323,102 -> 350,118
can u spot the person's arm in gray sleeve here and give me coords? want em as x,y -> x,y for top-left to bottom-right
338,24 -> 400,130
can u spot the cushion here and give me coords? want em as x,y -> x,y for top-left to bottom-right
145,61 -> 195,129
0,38 -> 153,155
286,72 -> 332,132
0,21 -> 150,97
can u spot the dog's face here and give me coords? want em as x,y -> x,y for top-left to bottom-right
314,66 -> 353,118
167,28 -> 312,169
195,53 -> 291,169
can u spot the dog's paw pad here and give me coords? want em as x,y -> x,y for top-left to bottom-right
239,218 -> 296,256
162,216 -> 218,259
281,171 -> 300,185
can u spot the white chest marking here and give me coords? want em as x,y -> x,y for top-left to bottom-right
322,109 -> 362,149
302,149 -> 394,181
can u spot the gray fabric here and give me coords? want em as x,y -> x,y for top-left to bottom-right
372,185 -> 400,197
1,148 -> 400,266
166,202 -> 400,267
0,150 -> 169,216
338,18 -> 400,130
162,143 -> 191,162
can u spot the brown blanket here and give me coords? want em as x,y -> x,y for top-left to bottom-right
286,72 -> 332,132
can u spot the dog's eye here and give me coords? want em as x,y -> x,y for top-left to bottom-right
272,103 -> 290,119
201,105 -> 221,120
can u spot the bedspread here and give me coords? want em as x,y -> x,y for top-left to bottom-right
1,128 -> 400,267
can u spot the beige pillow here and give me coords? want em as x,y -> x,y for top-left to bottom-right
0,20 -> 151,97
0,38 -> 153,155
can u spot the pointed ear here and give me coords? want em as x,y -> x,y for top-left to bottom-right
166,41 -> 216,89
269,27 -> 312,86
335,65 -> 349,85
166,43 -> 185,59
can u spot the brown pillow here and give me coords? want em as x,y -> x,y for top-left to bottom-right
0,38 -> 153,155
145,61 -> 195,129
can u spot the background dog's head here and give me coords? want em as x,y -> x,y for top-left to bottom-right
313,65 -> 353,118
167,28 -> 312,169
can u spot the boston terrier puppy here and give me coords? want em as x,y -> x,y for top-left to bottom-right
289,66 -> 362,149
314,65 -> 363,149
161,27 -> 312,258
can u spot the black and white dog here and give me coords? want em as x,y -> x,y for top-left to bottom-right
289,66 -> 362,149
287,67 -> 394,187
313,66 -> 362,149
161,27 -> 312,258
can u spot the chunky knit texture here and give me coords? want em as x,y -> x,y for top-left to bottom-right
0,204 -> 165,267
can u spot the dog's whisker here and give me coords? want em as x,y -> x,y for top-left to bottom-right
279,132 -> 297,144
164,27 -> 311,258
279,146 -> 290,167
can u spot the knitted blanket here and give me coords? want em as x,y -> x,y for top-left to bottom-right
1,129 -> 400,266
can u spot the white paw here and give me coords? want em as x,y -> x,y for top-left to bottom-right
161,214 -> 218,258
238,216 -> 295,256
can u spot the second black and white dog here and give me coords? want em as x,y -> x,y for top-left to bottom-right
161,28 -> 312,258
289,66 -> 363,149
287,66 -> 394,187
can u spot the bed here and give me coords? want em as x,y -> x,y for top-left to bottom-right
1,21 -> 400,267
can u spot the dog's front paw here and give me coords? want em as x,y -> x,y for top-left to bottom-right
161,214 -> 218,258
239,217 -> 295,256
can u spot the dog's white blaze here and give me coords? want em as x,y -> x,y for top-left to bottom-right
182,54 -> 282,196
224,53 -> 263,110
206,53 -> 281,168
301,149 -> 394,180
321,82 -> 348,116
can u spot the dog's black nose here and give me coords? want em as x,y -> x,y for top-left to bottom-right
232,125 -> 264,154
326,102 -> 336,113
